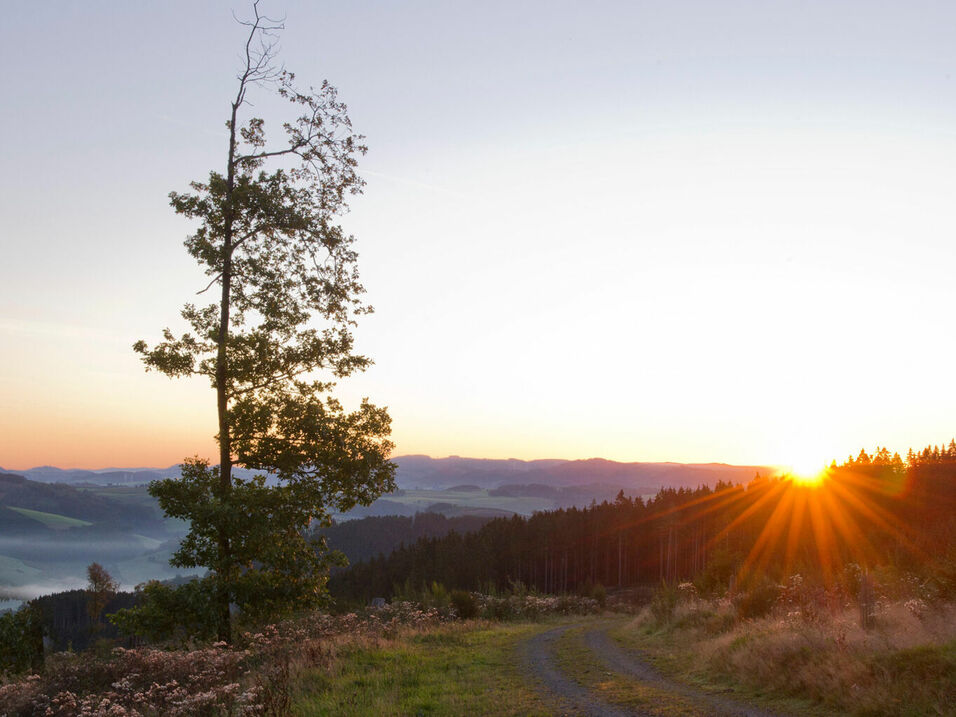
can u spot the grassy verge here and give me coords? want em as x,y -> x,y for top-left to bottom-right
291,620 -> 556,716
612,601 -> 956,717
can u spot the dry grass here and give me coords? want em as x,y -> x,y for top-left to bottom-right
617,598 -> 956,716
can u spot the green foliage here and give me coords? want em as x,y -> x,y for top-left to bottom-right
649,582 -> 679,624
450,590 -> 479,619
129,6 -> 394,641
694,549 -> 738,599
110,579 -> 220,644
392,580 -> 451,610
869,642 -> 956,686
576,580 -> 607,607
151,460 -> 347,621
0,603 -> 44,674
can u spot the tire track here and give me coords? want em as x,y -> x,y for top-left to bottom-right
520,624 -> 637,716
520,620 -> 784,717
582,628 -> 780,717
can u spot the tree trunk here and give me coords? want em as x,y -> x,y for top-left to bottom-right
213,98 -> 241,644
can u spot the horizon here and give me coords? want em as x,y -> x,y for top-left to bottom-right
3,1 -> 956,470
2,452 -> 782,473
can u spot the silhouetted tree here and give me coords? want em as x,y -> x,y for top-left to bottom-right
129,2 -> 393,642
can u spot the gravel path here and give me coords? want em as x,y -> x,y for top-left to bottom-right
520,624 -> 636,717
582,627 -> 780,717
520,620 -> 784,717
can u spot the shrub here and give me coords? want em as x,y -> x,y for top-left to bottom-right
0,604 -> 43,675
577,580 -> 607,608
449,590 -> 479,619
391,580 -> 451,610
0,603 -> 454,716
477,594 -> 599,621
694,550 -> 738,599
649,582 -> 678,624
733,581 -> 781,620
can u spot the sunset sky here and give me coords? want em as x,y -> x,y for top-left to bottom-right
2,1 -> 955,471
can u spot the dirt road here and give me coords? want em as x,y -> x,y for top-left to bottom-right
519,620 -> 782,717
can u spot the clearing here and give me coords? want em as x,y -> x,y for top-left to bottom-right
292,616 -> 790,716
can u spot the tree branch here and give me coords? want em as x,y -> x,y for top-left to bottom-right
197,272 -> 224,295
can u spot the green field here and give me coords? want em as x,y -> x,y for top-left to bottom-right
83,484 -> 189,534
7,506 -> 93,530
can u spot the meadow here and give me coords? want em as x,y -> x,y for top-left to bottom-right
2,581 -> 954,716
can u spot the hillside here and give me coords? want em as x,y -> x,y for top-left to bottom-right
0,473 -> 159,529
0,473 -> 189,597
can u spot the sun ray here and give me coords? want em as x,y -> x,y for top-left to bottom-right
819,487 -> 879,568
707,479 -> 789,551
737,483 -> 796,585
806,488 -> 837,584
827,477 -> 927,561
782,487 -> 808,578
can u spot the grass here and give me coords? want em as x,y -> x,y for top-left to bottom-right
613,599 -> 956,717
84,484 -> 188,533
549,618 -> 706,716
291,620 -> 555,716
7,506 -> 93,529
607,615 -> 820,715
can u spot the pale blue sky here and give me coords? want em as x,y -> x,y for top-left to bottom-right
2,1 -> 955,469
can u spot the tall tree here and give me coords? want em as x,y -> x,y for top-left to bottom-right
86,562 -> 118,633
131,2 -> 394,642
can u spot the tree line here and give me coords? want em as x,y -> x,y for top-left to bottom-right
329,442 -> 956,603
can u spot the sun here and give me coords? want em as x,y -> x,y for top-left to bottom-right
786,458 -> 827,486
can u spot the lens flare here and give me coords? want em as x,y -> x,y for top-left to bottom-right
784,458 -> 827,486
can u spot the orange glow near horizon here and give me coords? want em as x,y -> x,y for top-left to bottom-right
789,470 -> 827,487
784,455 -> 829,486
725,469 -> 920,587
594,461 -> 925,590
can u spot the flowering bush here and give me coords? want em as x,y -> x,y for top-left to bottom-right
0,644 -> 258,716
904,598 -> 928,620
0,603 -> 455,717
476,593 -> 599,621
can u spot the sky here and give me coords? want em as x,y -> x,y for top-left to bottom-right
2,1 -> 955,471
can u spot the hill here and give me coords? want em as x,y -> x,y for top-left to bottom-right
0,472 -> 158,529
2,457 -> 775,492
0,473 -> 190,598
391,455 -> 774,491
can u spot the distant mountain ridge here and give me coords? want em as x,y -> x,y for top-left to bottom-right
390,455 -> 776,492
0,465 -> 261,486
2,456 -> 777,492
